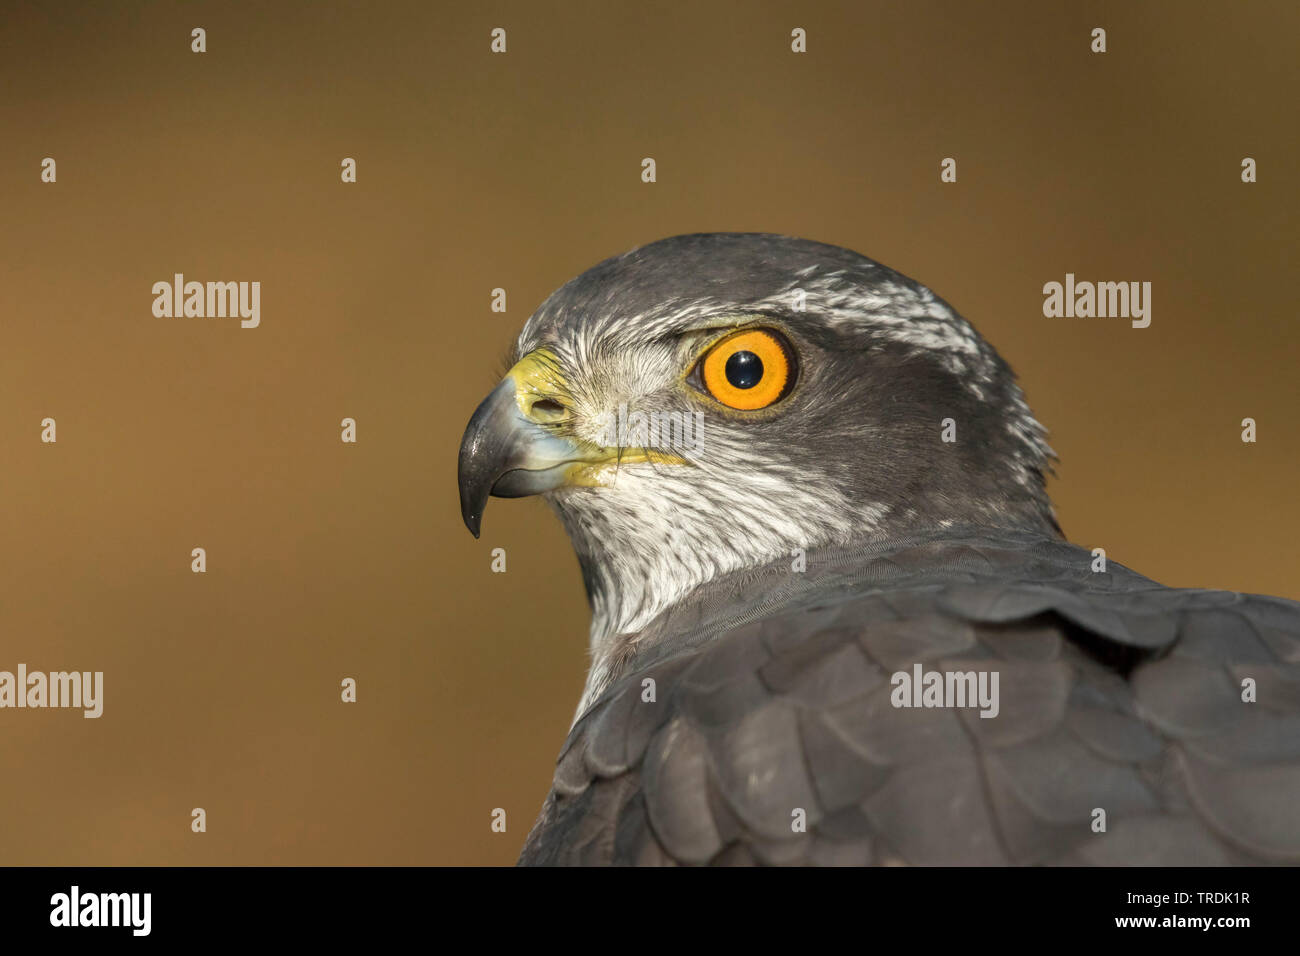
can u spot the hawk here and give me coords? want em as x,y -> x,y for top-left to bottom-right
457,233 -> 1300,865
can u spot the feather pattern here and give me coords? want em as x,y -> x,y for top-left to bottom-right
518,529 -> 1300,865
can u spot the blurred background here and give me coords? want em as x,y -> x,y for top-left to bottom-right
0,0 -> 1296,865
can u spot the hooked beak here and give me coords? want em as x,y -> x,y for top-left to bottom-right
457,349 -> 685,537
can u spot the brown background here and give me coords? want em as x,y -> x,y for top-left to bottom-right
0,0 -> 1296,865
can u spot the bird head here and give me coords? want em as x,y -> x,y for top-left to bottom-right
458,233 -> 1057,644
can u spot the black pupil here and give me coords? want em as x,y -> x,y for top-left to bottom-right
724,350 -> 764,389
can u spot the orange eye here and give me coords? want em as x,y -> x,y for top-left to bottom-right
698,329 -> 794,410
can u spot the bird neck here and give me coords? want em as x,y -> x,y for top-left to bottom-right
558,497 -> 1061,723
558,501 -> 802,721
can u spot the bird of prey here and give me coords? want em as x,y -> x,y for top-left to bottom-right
457,233 -> 1300,866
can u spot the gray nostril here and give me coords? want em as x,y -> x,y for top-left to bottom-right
528,398 -> 569,423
